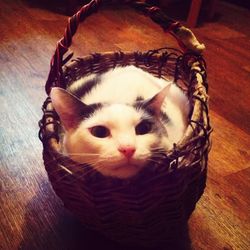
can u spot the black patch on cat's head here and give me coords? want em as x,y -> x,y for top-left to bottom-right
80,103 -> 103,120
134,99 -> 170,125
136,96 -> 145,102
133,101 -> 156,117
72,75 -> 101,99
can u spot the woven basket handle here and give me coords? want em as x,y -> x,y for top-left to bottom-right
45,0 -> 205,94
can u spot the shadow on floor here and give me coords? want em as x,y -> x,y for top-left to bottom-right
18,180 -> 192,250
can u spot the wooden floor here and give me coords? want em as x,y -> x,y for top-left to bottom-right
0,0 -> 249,249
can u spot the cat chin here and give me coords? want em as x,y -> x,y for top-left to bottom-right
92,158 -> 146,179
98,163 -> 144,179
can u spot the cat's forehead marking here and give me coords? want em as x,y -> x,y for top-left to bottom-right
82,103 -> 142,128
69,74 -> 101,99
136,96 -> 145,102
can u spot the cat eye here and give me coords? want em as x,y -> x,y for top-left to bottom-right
90,126 -> 110,138
135,120 -> 152,135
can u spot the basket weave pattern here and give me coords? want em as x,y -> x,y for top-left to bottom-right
39,0 -> 211,247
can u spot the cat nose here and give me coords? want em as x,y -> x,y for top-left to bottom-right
118,146 -> 136,158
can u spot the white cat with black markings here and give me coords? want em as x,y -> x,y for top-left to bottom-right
50,66 -> 190,179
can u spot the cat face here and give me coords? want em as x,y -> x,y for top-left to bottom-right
50,86 -> 171,179
64,104 -> 163,178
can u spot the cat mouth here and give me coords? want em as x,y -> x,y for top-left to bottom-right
92,158 -> 146,178
111,159 -> 144,171
112,163 -> 139,170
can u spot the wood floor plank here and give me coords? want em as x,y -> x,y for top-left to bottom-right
190,167 -> 250,250
208,110 -> 250,177
189,111 -> 250,249
192,1 -> 250,134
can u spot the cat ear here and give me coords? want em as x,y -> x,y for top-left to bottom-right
143,84 -> 171,115
50,87 -> 87,130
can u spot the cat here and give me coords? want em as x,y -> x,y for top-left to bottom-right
50,66 -> 190,179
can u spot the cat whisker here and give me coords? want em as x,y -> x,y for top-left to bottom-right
151,150 -> 167,154
147,158 -> 163,164
150,146 -> 166,150
70,162 -> 112,181
51,161 -> 101,183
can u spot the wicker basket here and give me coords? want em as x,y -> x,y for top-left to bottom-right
39,0 -> 212,247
